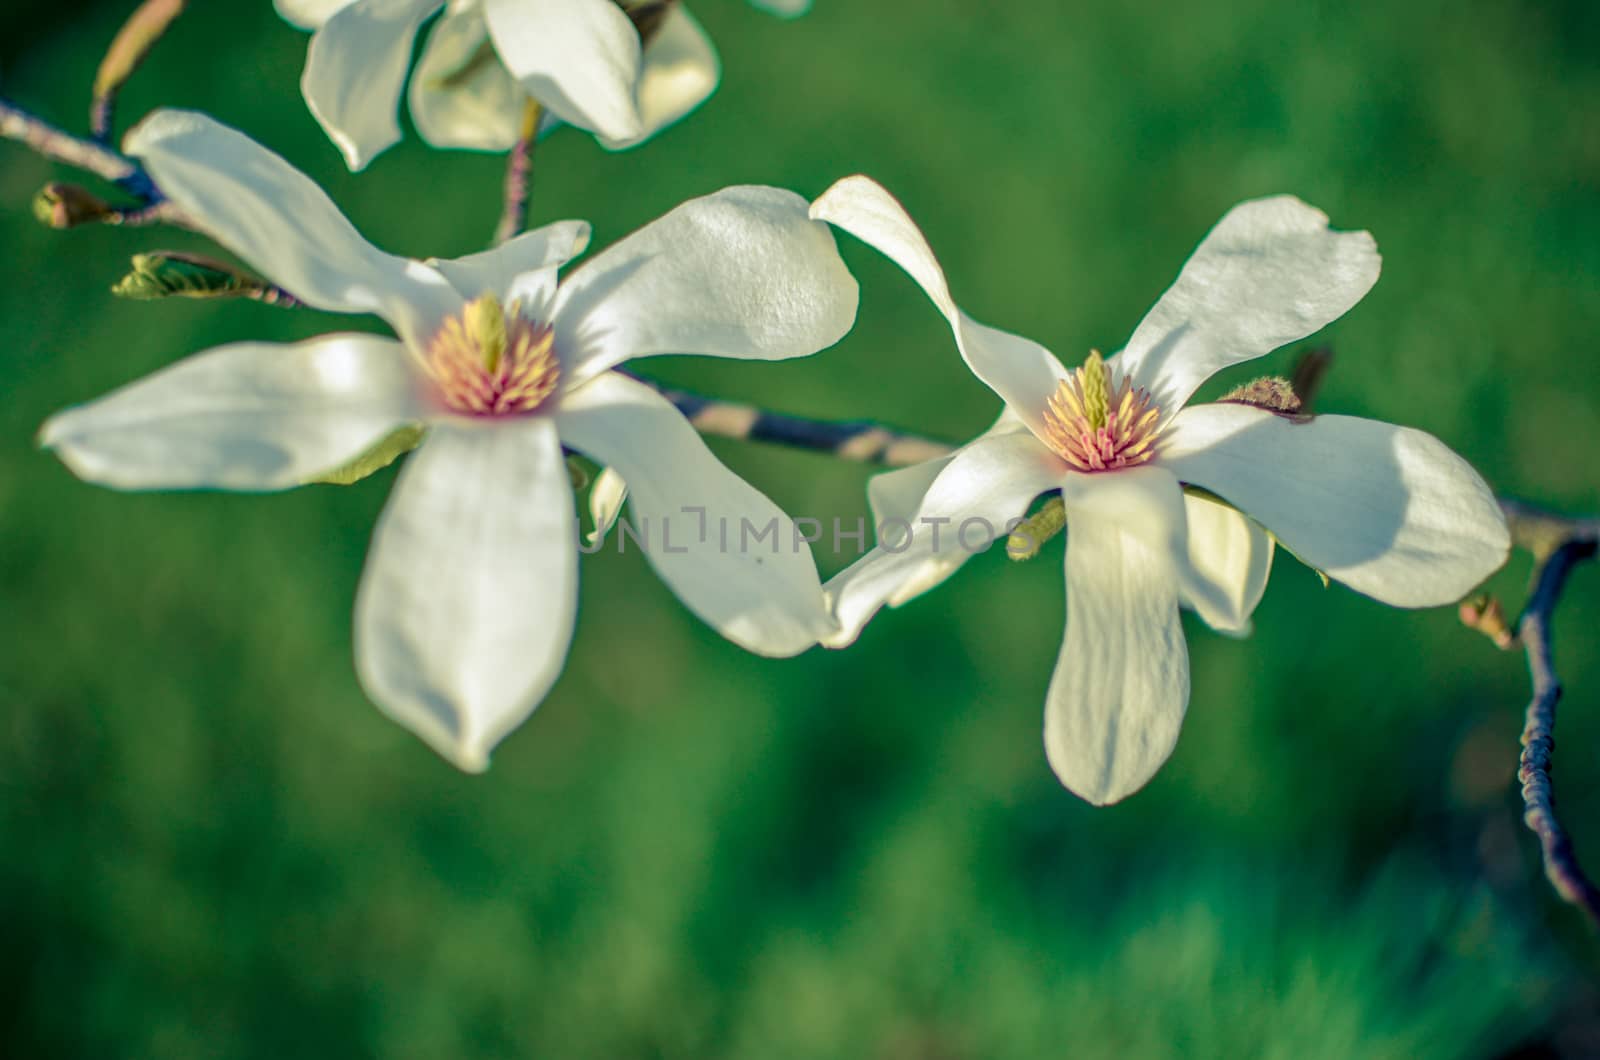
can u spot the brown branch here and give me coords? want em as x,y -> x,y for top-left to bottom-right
91,0 -> 189,143
0,97 -> 149,191
1500,499 -> 1600,927
493,100 -> 543,246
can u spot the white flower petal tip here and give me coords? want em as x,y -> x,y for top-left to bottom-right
809,175 -> 1066,431
484,0 -> 647,145
39,335 -> 420,492
1162,405 -> 1510,608
557,373 -> 833,658
300,0 -> 442,172
356,419 -> 578,774
586,466 -> 629,548
604,6 -> 720,150
1044,493 -> 1191,806
1117,195 -> 1381,415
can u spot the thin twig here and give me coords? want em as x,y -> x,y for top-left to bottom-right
639,378 -> 957,467
493,100 -> 543,246
0,97 -> 152,195
91,0 -> 188,143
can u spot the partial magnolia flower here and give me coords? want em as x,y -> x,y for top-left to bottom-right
275,0 -> 729,170
42,109 -> 857,770
810,176 -> 1509,806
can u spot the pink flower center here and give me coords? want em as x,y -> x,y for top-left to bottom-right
1039,351 -> 1162,472
426,295 -> 560,417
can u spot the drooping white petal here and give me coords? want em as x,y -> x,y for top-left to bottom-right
482,0 -> 645,144
275,0 -> 355,31
431,220 -> 592,300
586,466 -> 629,548
1181,491 -> 1274,635
556,372 -> 830,657
355,417 -> 577,771
1114,196 -> 1381,416
1045,470 -> 1192,806
610,6 -> 719,149
551,186 -> 858,386
810,176 -> 1067,436
1160,404 -> 1510,607
301,0 -> 443,171
824,428 -> 1061,648
408,7 -> 526,152
40,334 -> 422,491
749,0 -> 812,17
125,110 -> 460,346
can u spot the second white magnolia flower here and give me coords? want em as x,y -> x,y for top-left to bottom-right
42,110 -> 858,770
810,176 -> 1510,806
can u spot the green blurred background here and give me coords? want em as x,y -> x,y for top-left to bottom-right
3,0 -> 1599,1056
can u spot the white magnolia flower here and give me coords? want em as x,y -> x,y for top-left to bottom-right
810,176 -> 1509,806
275,0 -> 733,170
41,109 -> 858,770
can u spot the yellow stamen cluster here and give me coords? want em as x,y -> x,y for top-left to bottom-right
427,294 -> 560,418
1040,350 -> 1162,472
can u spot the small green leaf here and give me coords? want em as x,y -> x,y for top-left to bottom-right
307,425 -> 427,486
113,252 -> 253,300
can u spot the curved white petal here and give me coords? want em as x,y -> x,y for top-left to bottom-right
586,466 -> 629,547
40,334 -> 421,491
810,175 -> 1067,436
483,0 -> 644,144
824,429 -> 1061,648
431,220 -> 592,300
551,186 -> 857,386
408,8 -> 525,152
355,417 -> 577,771
1182,491 -> 1273,635
1046,470 -> 1192,806
125,110 -> 459,346
605,6 -> 719,149
1160,404 -> 1510,607
557,372 -> 830,656
749,0 -> 812,17
275,0 -> 355,31
301,0 -> 442,171
1115,196 -> 1381,416
866,406 -> 1028,527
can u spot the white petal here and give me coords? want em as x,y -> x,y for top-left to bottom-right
556,372 -> 830,656
125,110 -> 459,346
551,185 -> 857,386
301,0 -> 442,171
749,0 -> 811,17
824,428 -> 1061,648
586,466 -> 629,547
866,406 -> 1027,527
1160,403 -> 1510,607
355,417 -> 577,771
431,220 -> 592,300
408,8 -> 526,152
40,334 -> 421,491
809,175 -> 1067,436
483,0 -> 644,144
275,0 -> 355,30
606,6 -> 719,149
1182,491 -> 1273,635
1115,196 -> 1381,416
1045,471 -> 1191,806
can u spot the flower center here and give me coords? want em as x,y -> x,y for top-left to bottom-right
426,294 -> 560,417
1039,350 -> 1162,472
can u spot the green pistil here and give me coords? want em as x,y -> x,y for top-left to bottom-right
1079,349 -> 1110,431
463,294 -> 508,374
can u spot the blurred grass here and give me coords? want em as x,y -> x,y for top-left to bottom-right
1,0 -> 1598,1056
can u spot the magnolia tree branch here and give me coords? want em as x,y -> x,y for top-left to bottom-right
1494,500 -> 1600,928
91,0 -> 189,143
0,97 -> 151,192
644,380 -> 956,467
493,100 -> 544,246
